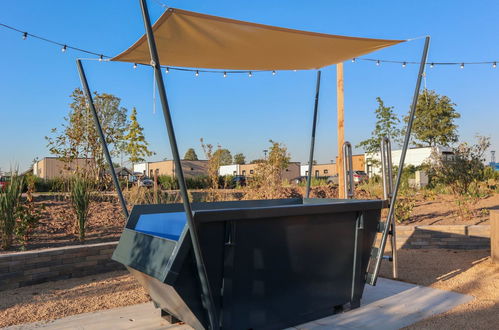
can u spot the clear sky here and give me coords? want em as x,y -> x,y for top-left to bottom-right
1,0 -> 498,172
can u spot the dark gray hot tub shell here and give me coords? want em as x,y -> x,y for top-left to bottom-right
112,198 -> 384,329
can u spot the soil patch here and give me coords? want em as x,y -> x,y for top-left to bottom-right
0,270 -> 149,328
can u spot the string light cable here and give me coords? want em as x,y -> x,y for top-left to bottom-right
1,21 -> 497,77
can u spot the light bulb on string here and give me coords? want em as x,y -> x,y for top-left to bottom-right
493,62 -> 497,68
402,62 -> 407,68
195,70 -> 199,77
430,63 -> 434,68
165,67 -> 169,73
223,72 -> 227,78
133,63 -> 137,69
61,45 -> 67,52
272,70 -> 276,76
293,69 -> 297,72
22,32 -> 27,40
99,55 -> 103,62
248,71 -> 252,77
460,63 -> 464,69
376,60 -> 380,66
351,58 -> 356,63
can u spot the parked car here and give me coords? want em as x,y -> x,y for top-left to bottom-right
352,171 -> 368,184
291,176 -> 307,185
0,176 -> 10,190
138,177 -> 154,188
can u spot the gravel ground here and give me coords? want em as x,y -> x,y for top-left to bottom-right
379,249 -> 499,329
0,250 -> 496,329
0,271 -> 148,328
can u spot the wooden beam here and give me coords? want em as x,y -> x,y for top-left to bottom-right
337,63 -> 345,198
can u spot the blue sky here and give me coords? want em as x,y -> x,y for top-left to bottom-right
1,0 -> 498,172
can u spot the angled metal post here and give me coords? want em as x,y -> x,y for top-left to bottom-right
342,141 -> 354,199
138,1 -> 219,328
369,36 -> 430,285
305,70 -> 322,198
76,59 -> 129,219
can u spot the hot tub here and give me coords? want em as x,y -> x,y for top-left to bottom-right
112,198 -> 383,329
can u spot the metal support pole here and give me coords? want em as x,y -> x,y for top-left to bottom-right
76,59 -> 129,219
380,137 -> 393,200
369,36 -> 430,285
138,1 -> 218,328
305,70 -> 322,198
342,141 -> 354,199
380,136 -> 398,279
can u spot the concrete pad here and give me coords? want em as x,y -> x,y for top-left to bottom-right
6,278 -> 472,330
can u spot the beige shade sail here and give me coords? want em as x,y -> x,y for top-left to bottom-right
112,8 -> 405,70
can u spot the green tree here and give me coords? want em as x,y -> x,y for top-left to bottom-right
46,88 -> 129,178
124,108 -> 155,165
357,97 -> 401,154
409,89 -> 460,147
184,148 -> 198,160
233,153 -> 246,165
213,149 -> 232,165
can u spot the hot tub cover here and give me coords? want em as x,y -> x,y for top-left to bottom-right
111,7 -> 405,70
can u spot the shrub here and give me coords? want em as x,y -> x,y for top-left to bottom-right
70,176 -> 92,241
15,175 -> 43,249
0,174 -> 24,249
158,175 -> 178,190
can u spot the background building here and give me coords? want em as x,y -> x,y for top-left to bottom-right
365,146 -> 453,177
33,157 -> 95,179
133,160 -> 209,178
219,162 -> 300,181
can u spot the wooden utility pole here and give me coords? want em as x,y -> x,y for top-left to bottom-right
337,63 -> 345,198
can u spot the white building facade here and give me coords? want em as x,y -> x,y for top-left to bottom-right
365,146 -> 453,177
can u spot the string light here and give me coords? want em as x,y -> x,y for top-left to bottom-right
133,63 -> 137,69
1,22 -> 498,75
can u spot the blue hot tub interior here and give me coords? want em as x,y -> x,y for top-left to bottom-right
134,212 -> 187,241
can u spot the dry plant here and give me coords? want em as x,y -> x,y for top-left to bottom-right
124,185 -> 183,205
244,140 -> 291,200
200,138 -> 224,202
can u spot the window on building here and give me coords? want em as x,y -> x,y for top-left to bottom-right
233,171 -> 237,175
315,170 -> 319,177
242,170 -> 246,175
285,169 -> 289,171
305,171 -> 308,176
250,170 -> 254,174
190,168 -> 194,171
324,169 -> 328,174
